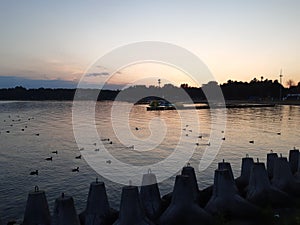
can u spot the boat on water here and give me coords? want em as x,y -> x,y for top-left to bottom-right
146,100 -> 176,111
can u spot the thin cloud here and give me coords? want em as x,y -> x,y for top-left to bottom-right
86,72 -> 110,77
96,66 -> 123,75
96,65 -> 107,69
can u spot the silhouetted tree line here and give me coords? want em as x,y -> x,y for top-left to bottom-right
221,78 -> 299,100
0,78 -> 299,102
118,84 -> 205,103
0,86 -> 119,101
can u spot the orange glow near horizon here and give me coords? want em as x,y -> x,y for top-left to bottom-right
98,62 -> 209,88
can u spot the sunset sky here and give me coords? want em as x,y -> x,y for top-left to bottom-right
0,0 -> 299,88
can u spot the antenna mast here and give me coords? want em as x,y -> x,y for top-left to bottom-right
279,69 -> 283,100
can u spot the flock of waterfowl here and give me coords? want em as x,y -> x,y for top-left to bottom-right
1,114 -> 145,178
1,114 -> 82,175
2,114 -> 285,177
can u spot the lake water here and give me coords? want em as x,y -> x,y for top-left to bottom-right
0,101 -> 299,222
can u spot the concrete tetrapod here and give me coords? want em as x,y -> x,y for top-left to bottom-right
181,165 -> 200,201
140,171 -> 163,221
235,156 -> 254,195
205,169 -> 260,220
22,186 -> 51,225
52,193 -> 80,225
218,160 -> 234,181
289,148 -> 299,174
113,185 -> 154,225
246,162 -> 292,207
158,175 -> 213,225
198,160 -> 234,208
80,180 -> 118,225
267,152 -> 278,179
160,165 -> 201,210
272,156 -> 300,196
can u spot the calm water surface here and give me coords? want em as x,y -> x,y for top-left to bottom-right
0,101 -> 299,222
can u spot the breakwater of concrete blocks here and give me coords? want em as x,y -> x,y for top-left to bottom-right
3,147 -> 300,225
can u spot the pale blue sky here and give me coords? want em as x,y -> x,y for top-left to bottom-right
0,0 -> 299,88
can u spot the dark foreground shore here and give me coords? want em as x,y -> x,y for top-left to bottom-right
4,148 -> 300,225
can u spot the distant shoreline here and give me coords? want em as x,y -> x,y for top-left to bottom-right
0,85 -> 299,105
0,99 -> 300,107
